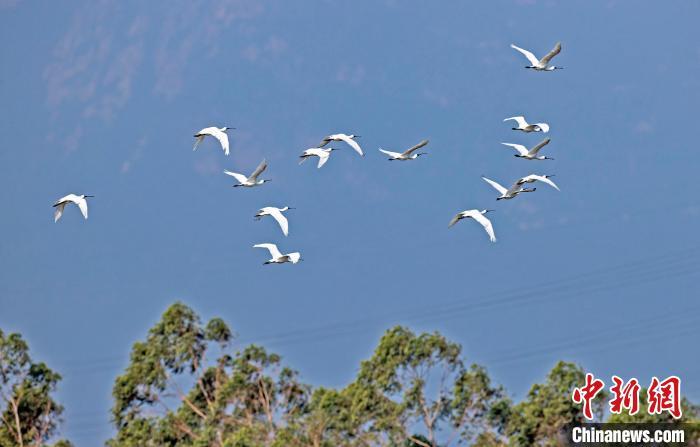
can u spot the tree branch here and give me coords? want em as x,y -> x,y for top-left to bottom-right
408,435 -> 432,447
10,396 -> 25,447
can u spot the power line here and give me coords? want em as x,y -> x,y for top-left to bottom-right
58,246 -> 700,377
58,252 -> 700,427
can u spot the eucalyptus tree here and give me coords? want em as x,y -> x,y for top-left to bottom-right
506,361 -> 607,447
345,326 -> 509,446
108,302 -> 308,447
0,329 -> 71,447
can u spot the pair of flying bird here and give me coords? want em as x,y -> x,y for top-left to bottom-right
448,171 -> 560,243
193,126 -> 272,187
299,136 -> 430,168
447,173 -> 560,242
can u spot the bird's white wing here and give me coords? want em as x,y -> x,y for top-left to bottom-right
193,135 -> 205,151
54,194 -> 79,206
205,128 -> 230,155
504,116 -> 528,128
540,42 -> 561,65
402,139 -> 429,156
74,197 -> 89,219
316,151 -> 330,168
519,175 -> 560,191
506,181 -> 523,195
379,149 -> 402,158
249,159 -> 268,180
501,142 -> 529,156
224,170 -> 248,183
471,212 -> 496,242
54,202 -> 66,222
268,208 -> 289,236
482,177 -> 508,195
287,252 -> 301,264
510,44 -> 540,66
528,138 -> 551,155
299,149 -> 313,164
339,134 -> 364,156
254,243 -> 282,259
535,122 -> 550,133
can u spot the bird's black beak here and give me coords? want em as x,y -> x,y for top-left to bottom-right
418,153 -> 428,156
85,195 -> 95,198
288,207 -> 296,210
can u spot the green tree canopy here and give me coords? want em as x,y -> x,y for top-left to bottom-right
344,326 -> 509,446
506,361 -> 609,447
0,328 -> 71,447
105,303 -> 698,447
108,302 -> 309,447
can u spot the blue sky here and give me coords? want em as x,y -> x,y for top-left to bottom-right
1,0 -> 699,444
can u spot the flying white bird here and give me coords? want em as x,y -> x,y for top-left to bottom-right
224,159 -> 270,187
510,42 -> 563,71
253,243 -> 301,265
504,116 -> 550,133
448,209 -> 496,242
53,194 -> 93,222
193,126 -> 233,155
482,176 -> 536,200
501,138 -> 554,160
379,139 -> 429,161
517,174 -> 560,191
255,206 -> 294,236
299,147 -> 338,168
319,133 -> 364,156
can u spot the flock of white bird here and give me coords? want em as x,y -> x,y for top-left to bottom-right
449,41 -> 563,242
52,42 -> 564,263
